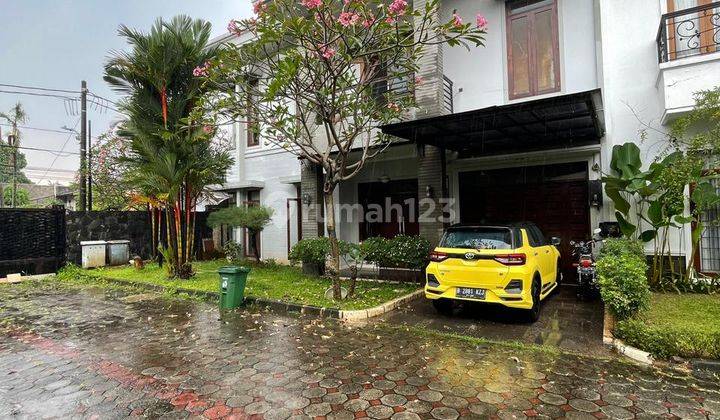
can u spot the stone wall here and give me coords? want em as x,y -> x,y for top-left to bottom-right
65,210 -> 214,265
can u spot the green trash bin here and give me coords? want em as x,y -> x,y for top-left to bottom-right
218,266 -> 250,310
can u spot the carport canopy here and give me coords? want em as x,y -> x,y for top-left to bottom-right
381,89 -> 604,157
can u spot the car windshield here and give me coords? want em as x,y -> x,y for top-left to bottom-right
440,227 -> 514,250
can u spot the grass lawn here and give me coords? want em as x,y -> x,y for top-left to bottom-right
59,260 -> 419,311
615,292 -> 720,359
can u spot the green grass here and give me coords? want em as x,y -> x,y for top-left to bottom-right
58,260 -> 419,310
615,293 -> 720,359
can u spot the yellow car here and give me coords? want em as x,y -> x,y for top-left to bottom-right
425,223 -> 561,322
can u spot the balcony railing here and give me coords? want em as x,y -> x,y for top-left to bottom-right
370,73 -> 454,115
657,1 -> 720,63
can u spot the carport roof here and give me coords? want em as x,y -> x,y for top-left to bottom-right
381,89 -> 604,157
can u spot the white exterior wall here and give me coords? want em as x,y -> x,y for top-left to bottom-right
595,0 -> 720,257
442,0 -> 599,113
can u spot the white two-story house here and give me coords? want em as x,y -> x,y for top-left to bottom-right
215,0 -> 720,277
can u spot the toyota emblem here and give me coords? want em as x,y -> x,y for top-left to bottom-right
465,252 -> 475,260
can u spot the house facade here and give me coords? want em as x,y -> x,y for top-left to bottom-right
216,0 -> 720,276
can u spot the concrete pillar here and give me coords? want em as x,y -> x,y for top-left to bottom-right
414,0 -> 449,247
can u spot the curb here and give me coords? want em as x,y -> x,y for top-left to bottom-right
602,307 -> 654,365
0,273 -> 56,284
339,289 -> 424,321
97,276 -> 420,320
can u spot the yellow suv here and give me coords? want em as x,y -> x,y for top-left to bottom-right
425,223 -> 561,322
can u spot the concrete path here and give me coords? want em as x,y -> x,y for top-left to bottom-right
382,286 -> 608,357
0,283 -> 718,419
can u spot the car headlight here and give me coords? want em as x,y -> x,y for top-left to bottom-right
426,274 -> 440,288
504,279 -> 523,294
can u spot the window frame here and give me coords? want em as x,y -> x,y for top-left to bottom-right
506,0 -> 561,100
691,169 -> 720,274
242,189 -> 262,258
246,78 -> 260,147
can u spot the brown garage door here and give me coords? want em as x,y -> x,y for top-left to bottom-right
458,162 -> 590,282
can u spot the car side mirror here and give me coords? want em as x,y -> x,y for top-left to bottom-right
551,237 -> 561,246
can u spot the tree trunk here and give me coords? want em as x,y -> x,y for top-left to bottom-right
324,190 -> 342,300
348,265 -> 358,297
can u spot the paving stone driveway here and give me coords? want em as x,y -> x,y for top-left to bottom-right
0,284 -> 719,419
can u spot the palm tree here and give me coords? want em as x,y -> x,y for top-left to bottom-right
1,102 -> 28,207
105,16 -> 232,278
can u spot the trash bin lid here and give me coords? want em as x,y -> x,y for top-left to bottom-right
106,240 -> 130,244
218,266 -> 250,274
81,240 -> 107,246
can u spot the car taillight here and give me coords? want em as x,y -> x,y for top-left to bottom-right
429,251 -> 448,262
581,259 -> 593,268
494,253 -> 526,265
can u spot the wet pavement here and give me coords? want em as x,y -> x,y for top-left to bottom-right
383,286 -> 608,356
1,282 -> 719,419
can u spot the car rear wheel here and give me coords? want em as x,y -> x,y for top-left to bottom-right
432,298 -> 454,315
525,278 -> 541,323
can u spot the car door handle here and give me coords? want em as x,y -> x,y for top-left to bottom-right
534,252 -> 538,256
545,250 -> 550,254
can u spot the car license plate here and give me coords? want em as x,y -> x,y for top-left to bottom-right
456,287 -> 486,300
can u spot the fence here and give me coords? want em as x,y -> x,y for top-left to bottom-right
0,207 -> 66,277
1,208 -> 214,277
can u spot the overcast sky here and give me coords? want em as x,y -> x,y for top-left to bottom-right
0,1 -> 252,184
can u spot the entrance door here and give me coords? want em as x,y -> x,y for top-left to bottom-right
458,162 -> 590,282
358,179 -> 419,240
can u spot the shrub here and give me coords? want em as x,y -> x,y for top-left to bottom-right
289,237 -> 331,266
597,252 -> 650,320
599,238 -> 645,260
360,237 -> 391,266
386,235 -> 432,269
222,241 -> 243,264
615,318 -> 720,359
360,235 -> 431,269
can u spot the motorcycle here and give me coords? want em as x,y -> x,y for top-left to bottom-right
570,228 -> 604,301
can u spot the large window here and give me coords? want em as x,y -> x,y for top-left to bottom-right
698,176 -> 720,273
506,0 -> 560,99
663,0 -> 720,61
247,78 -> 260,147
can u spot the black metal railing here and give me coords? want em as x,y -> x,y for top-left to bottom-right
657,1 -> 720,63
442,75 -> 454,114
370,73 -> 454,114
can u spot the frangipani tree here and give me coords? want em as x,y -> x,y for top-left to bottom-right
197,0 -> 488,299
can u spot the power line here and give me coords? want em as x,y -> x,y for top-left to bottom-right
38,119 -> 80,183
0,143 -> 80,156
0,89 -> 78,100
0,123 -> 103,140
0,83 -> 81,94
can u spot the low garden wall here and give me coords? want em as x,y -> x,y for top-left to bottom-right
65,210 -> 213,266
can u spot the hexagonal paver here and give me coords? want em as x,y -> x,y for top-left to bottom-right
366,404 -> 394,419
416,390 -> 443,402
430,406 -> 459,420
304,402 -> 332,417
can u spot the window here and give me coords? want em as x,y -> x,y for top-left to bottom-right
243,190 -> 261,258
247,78 -> 260,147
506,0 -> 560,99
698,175 -> 720,273
526,225 -> 545,247
665,0 -> 719,61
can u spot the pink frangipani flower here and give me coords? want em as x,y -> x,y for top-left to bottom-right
252,1 -> 266,14
338,12 -> 360,27
193,62 -> 211,77
302,0 -> 323,9
452,13 -> 463,28
319,45 -> 336,59
388,0 -> 408,16
476,13 -> 488,29
227,20 -> 242,35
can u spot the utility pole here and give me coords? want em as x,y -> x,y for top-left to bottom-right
79,80 -> 87,212
9,133 -> 17,208
0,126 -> 3,208
87,120 -> 92,211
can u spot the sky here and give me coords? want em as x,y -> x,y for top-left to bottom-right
0,0 -> 252,185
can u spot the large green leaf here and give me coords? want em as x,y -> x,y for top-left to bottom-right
610,143 -> 642,179
639,229 -> 657,242
615,211 -> 637,237
604,184 -> 631,215
647,200 -> 663,226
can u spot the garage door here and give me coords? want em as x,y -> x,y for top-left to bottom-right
458,162 -> 590,282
